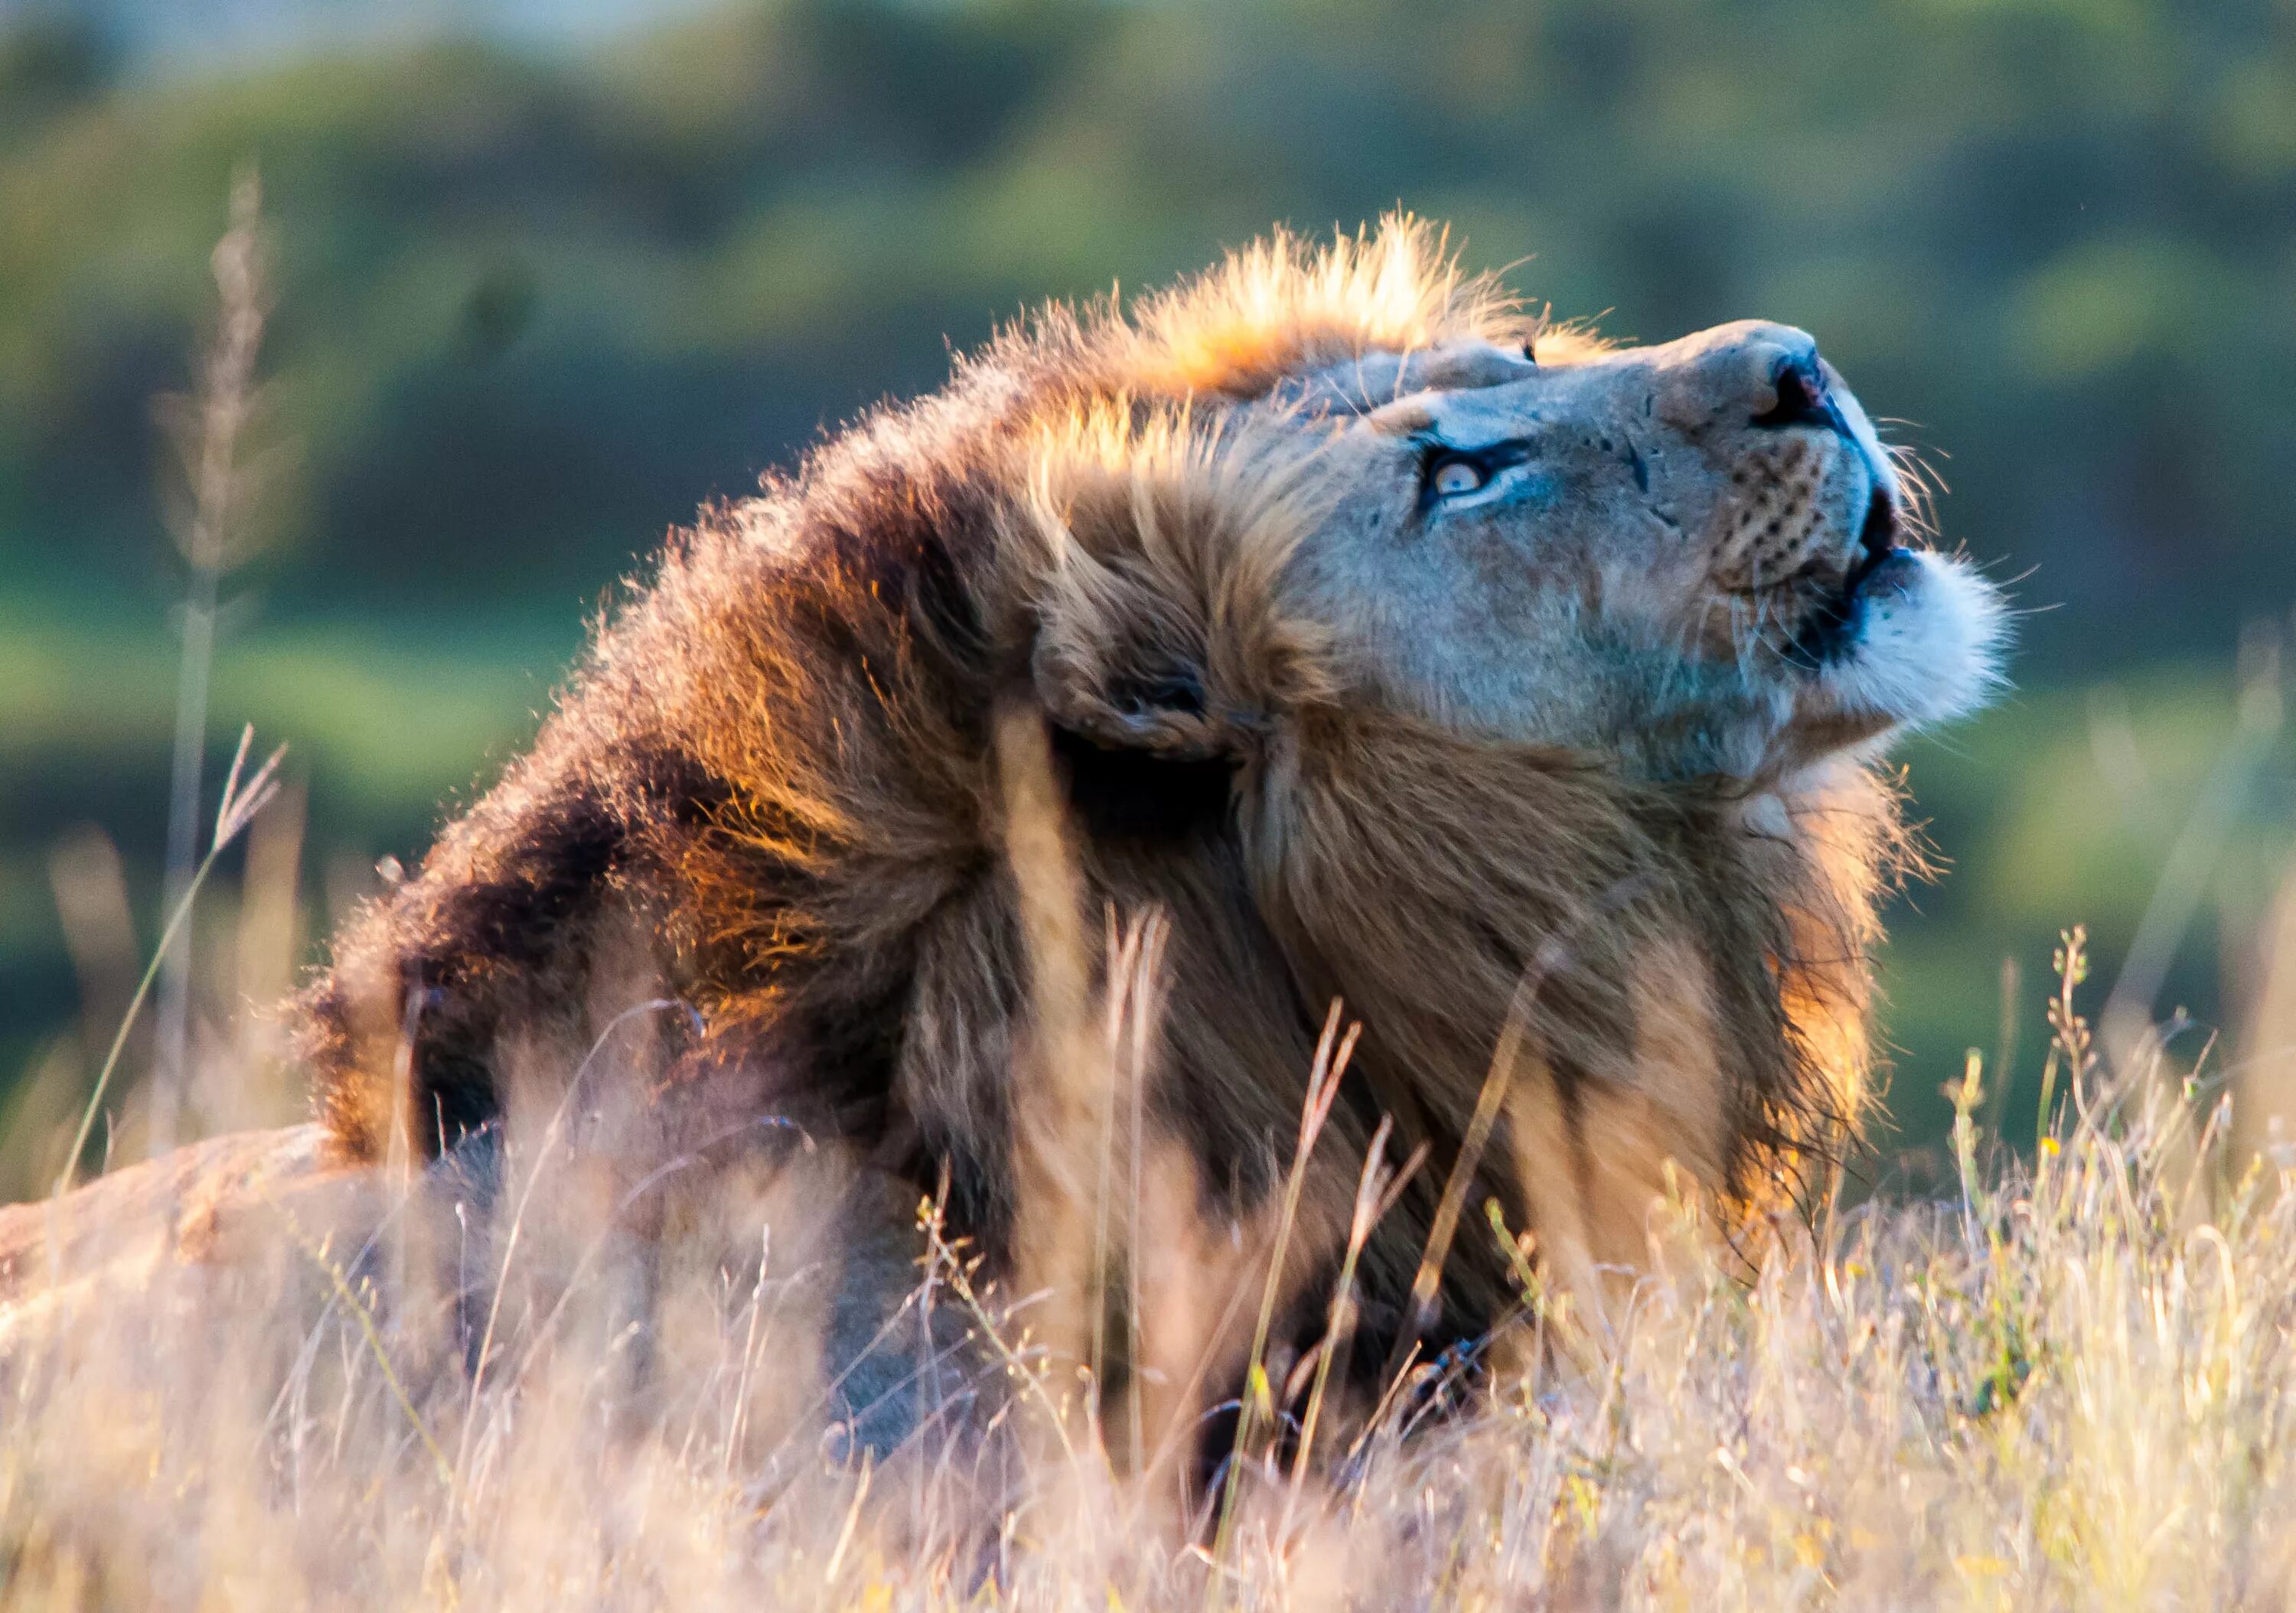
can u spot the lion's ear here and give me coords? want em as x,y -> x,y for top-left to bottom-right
1017,428 -> 1319,758
1031,625 -> 1243,759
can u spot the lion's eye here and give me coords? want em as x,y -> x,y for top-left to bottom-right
1430,457 -> 1488,499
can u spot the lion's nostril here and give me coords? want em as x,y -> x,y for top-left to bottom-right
1751,355 -> 1831,429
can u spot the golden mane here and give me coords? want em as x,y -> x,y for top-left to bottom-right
988,215 -> 1549,408
1122,219 -> 1518,394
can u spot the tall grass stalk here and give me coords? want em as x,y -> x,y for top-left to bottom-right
1285,1115 -> 1422,1507
51,725 -> 282,1195
151,165 -> 272,1155
1211,1002 -> 1355,1567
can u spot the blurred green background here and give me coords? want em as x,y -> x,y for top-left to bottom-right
5,0 -> 2294,1185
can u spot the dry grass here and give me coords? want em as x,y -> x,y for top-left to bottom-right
7,920 -> 2296,1611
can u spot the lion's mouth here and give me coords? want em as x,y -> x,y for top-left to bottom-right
1780,489 -> 1913,670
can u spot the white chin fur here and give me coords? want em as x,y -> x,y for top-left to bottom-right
1816,549 -> 2008,728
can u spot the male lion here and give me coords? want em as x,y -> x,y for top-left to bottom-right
15,220 -> 2006,1461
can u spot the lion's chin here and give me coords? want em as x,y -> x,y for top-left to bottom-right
1805,548 -> 2008,735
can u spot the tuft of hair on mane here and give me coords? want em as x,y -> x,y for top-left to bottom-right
1001,214 -> 1531,406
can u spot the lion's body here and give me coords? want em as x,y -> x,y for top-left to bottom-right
295,222 -> 1991,1448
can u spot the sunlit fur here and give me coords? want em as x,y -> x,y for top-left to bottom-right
295,218 -> 1991,1438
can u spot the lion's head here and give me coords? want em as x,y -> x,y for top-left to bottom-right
1021,225 -> 2003,796
300,218 -> 2007,1461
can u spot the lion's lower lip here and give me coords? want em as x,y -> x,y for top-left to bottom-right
1848,484 -> 1897,582
1851,546 -> 1919,598
1782,544 -> 1916,670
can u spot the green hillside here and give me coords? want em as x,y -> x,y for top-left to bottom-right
4,0 -> 2293,1165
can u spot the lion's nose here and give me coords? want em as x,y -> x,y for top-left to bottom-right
1649,319 -> 1828,432
1751,352 -> 1835,430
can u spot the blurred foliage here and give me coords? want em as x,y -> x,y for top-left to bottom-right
1879,661 -> 2295,1175
2,0 -> 2293,1162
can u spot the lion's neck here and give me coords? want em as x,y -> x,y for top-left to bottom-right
1245,711 -> 1889,1299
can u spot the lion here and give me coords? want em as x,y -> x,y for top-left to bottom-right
30,220 -> 2007,1465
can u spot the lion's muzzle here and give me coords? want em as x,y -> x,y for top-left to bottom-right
1678,333 -> 1911,665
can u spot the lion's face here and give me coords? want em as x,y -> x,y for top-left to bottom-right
1270,320 -> 2004,781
